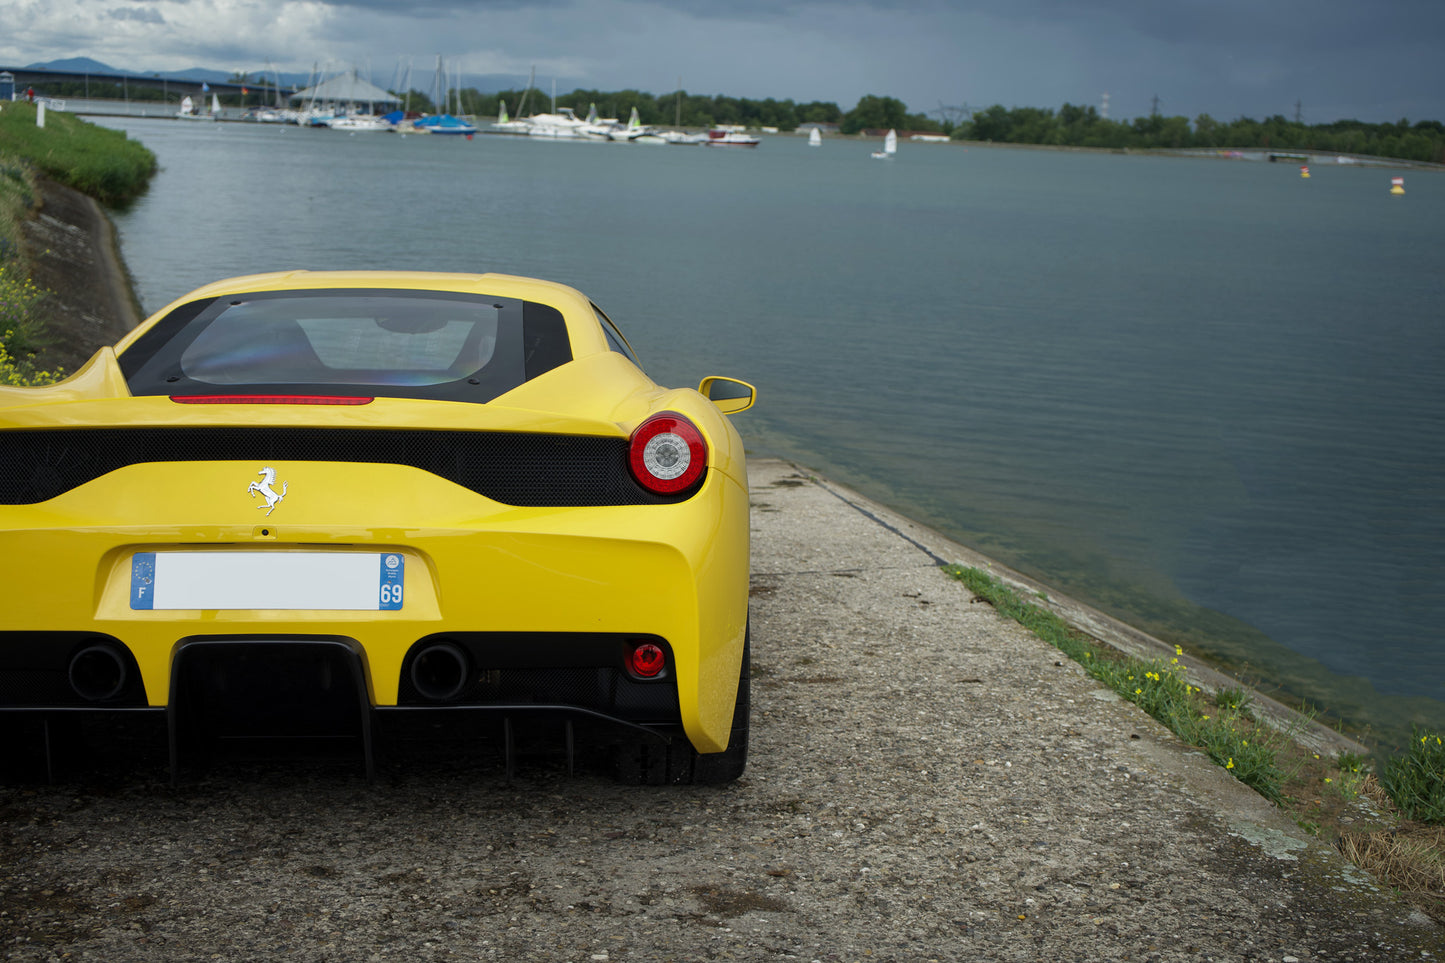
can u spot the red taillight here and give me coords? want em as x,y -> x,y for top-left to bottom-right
170,395 -> 374,405
629,642 -> 667,678
628,412 -> 707,494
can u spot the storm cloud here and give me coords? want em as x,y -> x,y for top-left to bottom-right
4,0 -> 1441,123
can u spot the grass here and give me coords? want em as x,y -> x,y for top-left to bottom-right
945,563 -> 1445,922
0,100 -> 156,206
0,101 -> 154,385
0,159 -> 55,386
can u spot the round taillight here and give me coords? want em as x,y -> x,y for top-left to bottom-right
629,642 -> 667,678
628,413 -> 707,494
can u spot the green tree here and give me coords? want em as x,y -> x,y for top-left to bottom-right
840,95 -> 909,134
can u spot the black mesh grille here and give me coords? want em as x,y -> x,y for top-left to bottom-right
0,633 -> 149,707
0,427 -> 701,506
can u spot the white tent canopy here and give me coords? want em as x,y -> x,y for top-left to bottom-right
290,71 -> 399,107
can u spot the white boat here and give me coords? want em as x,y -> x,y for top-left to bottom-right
656,129 -> 707,145
526,106 -> 589,138
871,129 -> 897,159
609,107 -> 653,142
250,108 -> 299,124
329,113 -> 392,132
808,127 -> 822,147
177,95 -> 216,121
577,103 -> 619,139
704,127 -> 760,148
490,100 -> 532,134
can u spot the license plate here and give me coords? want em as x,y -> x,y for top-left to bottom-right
130,552 -> 405,611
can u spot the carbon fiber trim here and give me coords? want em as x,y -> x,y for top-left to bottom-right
0,427 -> 702,505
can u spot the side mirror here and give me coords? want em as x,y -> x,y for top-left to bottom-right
698,376 -> 756,414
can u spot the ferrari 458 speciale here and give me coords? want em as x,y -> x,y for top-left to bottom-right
0,271 -> 755,784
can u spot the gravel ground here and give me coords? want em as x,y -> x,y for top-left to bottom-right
1,459 -> 1440,962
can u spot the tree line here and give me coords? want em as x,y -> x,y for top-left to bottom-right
960,103 -> 1445,164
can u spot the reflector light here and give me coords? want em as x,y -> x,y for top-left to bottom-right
628,413 -> 706,494
629,642 -> 667,678
170,395 -> 374,405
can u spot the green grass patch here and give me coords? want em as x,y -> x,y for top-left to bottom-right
0,160 -> 56,386
0,101 -> 155,206
1381,730 -> 1445,823
0,103 -> 148,385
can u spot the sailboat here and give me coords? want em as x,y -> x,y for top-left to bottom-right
808,127 -> 822,147
414,56 -> 479,135
610,106 -> 656,142
177,94 -> 216,121
577,102 -> 619,139
491,99 -> 531,134
870,128 -> 897,159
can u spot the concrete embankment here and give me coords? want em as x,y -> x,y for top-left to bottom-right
19,175 -> 142,373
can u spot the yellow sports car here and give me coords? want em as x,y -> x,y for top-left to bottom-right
0,271 -> 755,784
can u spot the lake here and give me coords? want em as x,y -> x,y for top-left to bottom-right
92,116 -> 1445,743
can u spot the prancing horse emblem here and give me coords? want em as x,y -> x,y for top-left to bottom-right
247,466 -> 288,516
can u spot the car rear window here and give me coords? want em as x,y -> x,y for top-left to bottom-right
119,289 -> 572,402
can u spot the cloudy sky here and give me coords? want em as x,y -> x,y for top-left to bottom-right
5,0 -> 1443,124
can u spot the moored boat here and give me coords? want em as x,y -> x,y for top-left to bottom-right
704,127 -> 760,147
414,113 -> 478,135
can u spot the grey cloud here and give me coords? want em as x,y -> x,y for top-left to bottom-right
106,6 -> 167,24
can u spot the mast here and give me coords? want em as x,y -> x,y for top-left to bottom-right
516,66 -> 535,118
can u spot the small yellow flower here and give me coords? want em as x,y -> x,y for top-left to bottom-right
1325,778 -> 1332,783
1175,645 -> 1183,656
1134,688 -> 1142,695
1202,715 -> 1210,720
1226,758 -> 1234,769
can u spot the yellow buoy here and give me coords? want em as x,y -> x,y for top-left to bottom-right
1391,176 -> 1405,195
1300,165 -> 1310,178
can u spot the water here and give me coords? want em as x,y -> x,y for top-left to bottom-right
93,117 -> 1444,742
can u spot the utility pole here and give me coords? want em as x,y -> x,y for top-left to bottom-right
934,102 -> 973,127
1150,93 -> 1160,117
1100,92 -> 1109,119
1295,99 -> 1303,124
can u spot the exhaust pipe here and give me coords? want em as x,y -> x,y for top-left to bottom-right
68,643 -> 129,702
410,642 -> 470,702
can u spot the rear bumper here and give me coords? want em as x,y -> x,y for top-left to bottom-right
0,462 -> 749,752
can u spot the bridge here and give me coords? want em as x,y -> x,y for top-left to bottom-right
0,64 -> 296,105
